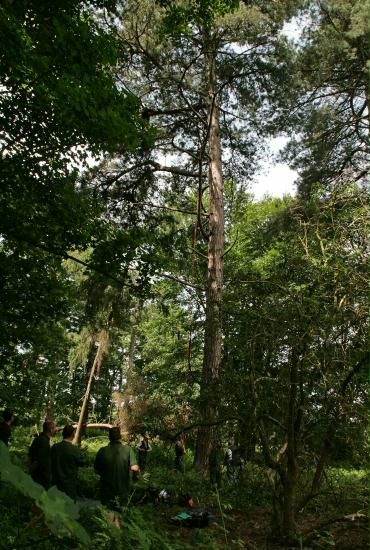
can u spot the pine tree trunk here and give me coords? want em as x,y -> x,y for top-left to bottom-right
74,330 -> 109,446
194,45 -> 224,474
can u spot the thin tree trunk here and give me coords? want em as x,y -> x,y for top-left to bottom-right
194,43 -> 224,474
44,378 -> 55,420
74,329 -> 109,446
120,306 -> 140,436
282,357 -> 298,537
297,353 -> 368,511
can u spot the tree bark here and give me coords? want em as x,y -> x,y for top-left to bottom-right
194,42 -> 224,474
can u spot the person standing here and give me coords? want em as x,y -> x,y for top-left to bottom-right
224,440 -> 242,483
136,434 -> 152,472
29,420 -> 56,489
224,440 -> 236,483
174,439 -> 185,473
94,427 -> 139,512
51,425 -> 86,500
0,409 -> 14,447
209,442 -> 223,489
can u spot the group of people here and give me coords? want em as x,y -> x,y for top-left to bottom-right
1,408 -> 242,506
209,440 -> 244,488
0,410 -> 140,510
31,422 -> 141,509
28,420 -> 86,499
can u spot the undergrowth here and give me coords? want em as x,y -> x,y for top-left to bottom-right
0,432 -> 367,550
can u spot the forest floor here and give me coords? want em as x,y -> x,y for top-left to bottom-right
143,496 -> 368,550
121,440 -> 368,550
210,507 -> 368,550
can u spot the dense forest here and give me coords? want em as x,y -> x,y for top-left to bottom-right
0,1 -> 368,549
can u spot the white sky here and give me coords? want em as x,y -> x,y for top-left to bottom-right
251,136 -> 298,200
252,163 -> 297,200
82,138 -> 299,202
250,16 -> 303,201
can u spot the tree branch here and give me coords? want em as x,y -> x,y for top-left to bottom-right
159,272 -> 204,291
6,232 -> 138,290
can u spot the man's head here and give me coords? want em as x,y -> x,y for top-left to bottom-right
109,426 -> 121,442
62,424 -> 76,441
43,420 -> 56,437
2,409 -> 14,424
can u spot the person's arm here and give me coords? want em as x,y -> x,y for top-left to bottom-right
129,447 -> 139,472
74,445 -> 87,467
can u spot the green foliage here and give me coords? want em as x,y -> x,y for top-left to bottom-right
284,0 -> 368,194
157,0 -> 240,35
133,298 -> 202,434
220,182 -> 368,533
0,1 -> 367,546
86,506 -> 179,550
0,441 -> 89,544
0,0 -> 153,365
0,435 -> 368,550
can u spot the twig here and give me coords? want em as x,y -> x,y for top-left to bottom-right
159,272 -> 204,291
215,487 -> 230,550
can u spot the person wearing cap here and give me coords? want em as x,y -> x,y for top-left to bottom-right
29,420 -> 56,489
51,424 -> 86,499
94,427 -> 139,511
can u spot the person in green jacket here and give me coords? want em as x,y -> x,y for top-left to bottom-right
94,427 -> 139,512
51,424 -> 86,499
29,420 -> 56,489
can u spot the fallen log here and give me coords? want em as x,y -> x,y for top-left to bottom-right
55,423 -> 112,432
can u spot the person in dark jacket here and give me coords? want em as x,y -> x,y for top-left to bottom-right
94,427 -> 139,511
51,424 -> 86,499
136,435 -> 152,472
224,440 -> 243,483
0,409 -> 14,447
29,420 -> 56,489
174,440 -> 185,473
